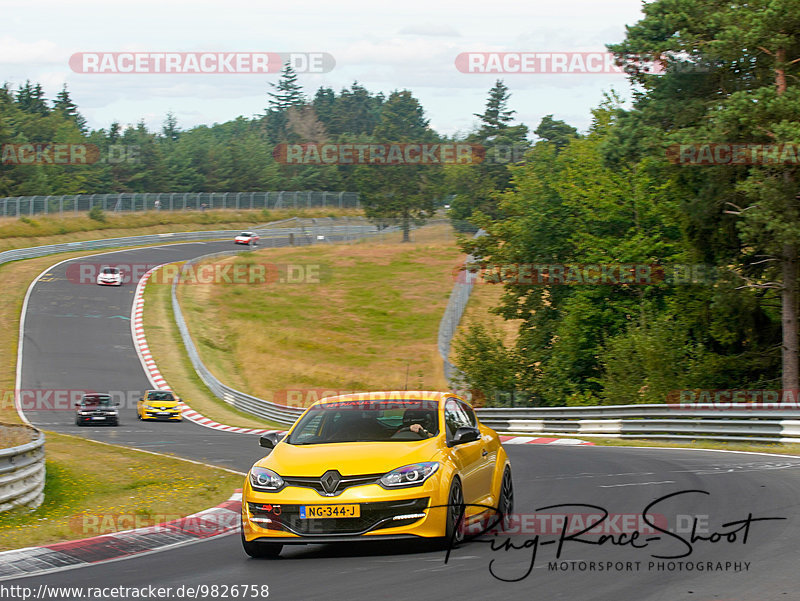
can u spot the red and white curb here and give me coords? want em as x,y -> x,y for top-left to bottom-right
500,436 -> 594,446
131,266 -> 283,436
0,490 -> 243,581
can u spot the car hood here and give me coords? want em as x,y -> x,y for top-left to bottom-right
255,440 -> 440,476
145,401 -> 179,408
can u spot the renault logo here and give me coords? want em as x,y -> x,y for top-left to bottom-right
320,470 -> 341,495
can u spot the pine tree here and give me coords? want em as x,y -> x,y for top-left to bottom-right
162,111 -> 180,142
16,80 -> 49,114
267,64 -> 305,112
53,84 -> 87,132
473,80 -> 523,142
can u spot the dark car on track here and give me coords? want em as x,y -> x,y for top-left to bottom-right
75,393 -> 120,426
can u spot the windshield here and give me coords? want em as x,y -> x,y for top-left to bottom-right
81,395 -> 112,406
239,232 -> 252,236
287,399 -> 440,444
101,268 -> 118,274
148,391 -> 174,401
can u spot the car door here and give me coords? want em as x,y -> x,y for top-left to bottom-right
459,401 -> 496,507
444,398 -> 484,510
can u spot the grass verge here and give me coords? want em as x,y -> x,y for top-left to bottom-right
0,432 -> 243,551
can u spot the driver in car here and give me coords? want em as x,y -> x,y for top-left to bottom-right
399,409 -> 436,438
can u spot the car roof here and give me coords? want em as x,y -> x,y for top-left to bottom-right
309,391 -> 462,408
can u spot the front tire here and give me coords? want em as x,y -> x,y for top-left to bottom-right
441,477 -> 465,548
497,467 -> 514,531
241,518 -> 282,559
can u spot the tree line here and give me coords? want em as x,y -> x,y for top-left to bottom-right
453,0 -> 800,407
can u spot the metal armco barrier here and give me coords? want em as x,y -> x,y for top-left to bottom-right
437,229 -> 485,384
475,404 -> 800,443
0,428 -> 45,514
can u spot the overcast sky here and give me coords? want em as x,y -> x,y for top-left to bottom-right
1,0 -> 648,138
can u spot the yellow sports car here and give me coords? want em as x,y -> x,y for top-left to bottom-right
136,389 -> 183,421
241,391 -> 513,558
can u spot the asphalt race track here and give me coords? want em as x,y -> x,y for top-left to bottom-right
8,240 -> 800,601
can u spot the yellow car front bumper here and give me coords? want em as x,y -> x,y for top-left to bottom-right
242,479 -> 451,543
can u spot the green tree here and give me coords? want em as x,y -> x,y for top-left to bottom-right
53,84 -> 87,132
15,81 -> 49,115
608,0 -> 800,393
354,90 -> 437,241
534,115 -> 579,150
448,81 -> 531,224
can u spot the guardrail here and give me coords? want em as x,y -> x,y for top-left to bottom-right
169,221 -> 402,427
437,229 -> 485,384
0,428 -> 45,514
475,404 -> 800,443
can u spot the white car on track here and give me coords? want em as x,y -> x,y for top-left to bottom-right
97,267 -> 123,286
235,231 -> 259,245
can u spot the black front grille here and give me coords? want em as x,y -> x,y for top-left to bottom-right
283,473 -> 382,496
248,498 -> 429,535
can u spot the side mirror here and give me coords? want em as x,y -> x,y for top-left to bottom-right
449,426 -> 480,447
138,397 -> 143,402
115,401 -> 121,406
259,432 -> 284,449
74,403 -> 80,408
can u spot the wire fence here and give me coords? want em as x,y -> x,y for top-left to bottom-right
0,191 -> 360,218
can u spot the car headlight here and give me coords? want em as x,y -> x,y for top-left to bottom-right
249,467 -> 285,491
144,404 -> 156,410
380,462 -> 439,488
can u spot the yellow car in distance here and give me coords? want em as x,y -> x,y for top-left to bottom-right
241,391 -> 513,558
136,389 -> 183,421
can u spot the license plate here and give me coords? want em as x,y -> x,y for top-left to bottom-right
158,412 -> 171,415
91,416 -> 105,420
300,504 -> 360,519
